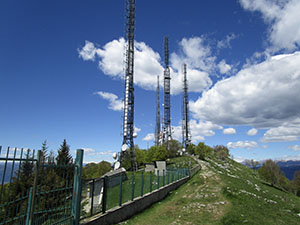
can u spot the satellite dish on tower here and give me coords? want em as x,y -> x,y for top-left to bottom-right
112,152 -> 117,159
182,148 -> 186,152
133,132 -> 137,138
121,144 -> 128,152
114,161 -> 120,170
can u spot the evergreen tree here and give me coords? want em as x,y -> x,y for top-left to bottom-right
56,139 -> 72,165
40,140 -> 48,165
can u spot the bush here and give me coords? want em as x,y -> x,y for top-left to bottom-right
163,140 -> 181,158
187,143 -> 196,155
258,159 -> 283,187
146,145 -> 168,162
82,161 -> 111,179
214,145 -> 229,161
194,142 -> 213,160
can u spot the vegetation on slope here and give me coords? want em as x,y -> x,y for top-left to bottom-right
122,154 -> 300,225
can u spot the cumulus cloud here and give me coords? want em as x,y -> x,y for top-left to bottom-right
260,124 -> 300,142
96,91 -> 124,111
190,52 -> 300,129
223,128 -> 236,135
143,133 -> 154,141
247,128 -> 258,136
78,37 -> 214,94
172,119 -> 223,143
288,145 -> 300,151
240,0 -> 300,51
227,141 -> 258,149
218,60 -> 232,74
78,40 -> 96,61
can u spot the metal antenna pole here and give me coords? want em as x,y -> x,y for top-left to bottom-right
121,0 -> 137,170
155,75 -> 161,146
163,36 -> 172,148
182,64 -> 191,150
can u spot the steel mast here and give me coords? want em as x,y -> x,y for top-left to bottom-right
155,75 -> 161,146
121,0 -> 137,170
163,36 -> 172,147
182,64 -> 191,150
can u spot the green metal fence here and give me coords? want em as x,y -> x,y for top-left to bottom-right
0,146 -> 83,225
81,168 -> 190,219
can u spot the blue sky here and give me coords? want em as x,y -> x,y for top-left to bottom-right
1,0 -> 300,163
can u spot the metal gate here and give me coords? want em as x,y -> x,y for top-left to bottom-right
0,146 -> 83,225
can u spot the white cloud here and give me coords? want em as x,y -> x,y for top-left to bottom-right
172,119 -> 223,143
143,133 -> 154,141
261,124 -> 300,142
247,128 -> 258,136
217,33 -> 237,49
78,40 -> 96,61
218,60 -> 232,74
233,156 -> 246,163
240,0 -> 300,51
288,145 -> 300,151
275,154 -> 300,161
82,148 -> 96,155
190,52 -> 300,129
79,37 -> 214,94
96,91 -> 124,111
134,126 -> 141,133
82,148 -> 113,156
227,141 -> 258,149
223,128 -> 236,135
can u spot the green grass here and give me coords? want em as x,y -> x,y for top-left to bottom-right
208,157 -> 300,225
167,156 -> 198,169
106,169 -> 188,211
121,155 -> 300,225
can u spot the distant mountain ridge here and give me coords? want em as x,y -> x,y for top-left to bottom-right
242,160 -> 300,180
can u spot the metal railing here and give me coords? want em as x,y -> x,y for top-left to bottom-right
80,168 -> 190,219
0,145 -> 83,225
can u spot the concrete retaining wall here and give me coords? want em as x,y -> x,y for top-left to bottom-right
81,176 -> 189,225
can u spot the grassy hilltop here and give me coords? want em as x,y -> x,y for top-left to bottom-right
121,155 -> 300,225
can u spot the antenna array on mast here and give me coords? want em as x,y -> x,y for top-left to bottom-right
163,36 -> 172,146
120,0 -> 137,170
182,64 -> 191,150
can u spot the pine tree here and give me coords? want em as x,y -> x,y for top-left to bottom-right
56,139 -> 72,165
40,140 -> 48,165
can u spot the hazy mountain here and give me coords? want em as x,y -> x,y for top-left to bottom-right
242,160 -> 300,180
0,162 -> 20,184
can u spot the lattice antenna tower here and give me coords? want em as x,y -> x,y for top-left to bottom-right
155,75 -> 161,146
121,0 -> 137,170
163,36 -> 172,146
182,64 -> 191,150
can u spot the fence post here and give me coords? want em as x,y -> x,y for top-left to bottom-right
90,179 -> 95,216
102,176 -> 107,213
163,170 -> 165,186
71,149 -> 83,225
167,171 -> 169,184
150,171 -> 152,192
29,150 -> 41,225
131,173 -> 134,201
157,170 -> 159,189
141,172 -> 144,196
119,173 -> 122,206
25,188 -> 33,225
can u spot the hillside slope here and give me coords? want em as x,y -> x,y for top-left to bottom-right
121,156 -> 300,225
